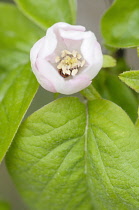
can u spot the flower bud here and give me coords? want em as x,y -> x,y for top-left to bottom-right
30,22 -> 103,95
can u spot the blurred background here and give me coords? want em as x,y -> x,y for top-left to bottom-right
0,0 -> 139,209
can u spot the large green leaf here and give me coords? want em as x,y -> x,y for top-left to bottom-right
14,0 -> 77,29
0,3 -> 43,52
0,3 -> 43,162
119,70 -> 139,93
0,62 -> 39,163
101,0 -> 139,48
93,71 -> 138,122
6,97 -> 139,210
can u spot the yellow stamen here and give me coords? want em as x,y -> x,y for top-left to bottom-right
55,50 -> 85,77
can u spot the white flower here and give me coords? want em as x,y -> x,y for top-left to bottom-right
30,22 -> 103,95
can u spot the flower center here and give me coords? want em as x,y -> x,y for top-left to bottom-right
55,50 -> 85,78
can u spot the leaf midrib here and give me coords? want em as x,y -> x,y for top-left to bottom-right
84,101 -> 95,209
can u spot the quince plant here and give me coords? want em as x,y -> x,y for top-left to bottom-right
0,0 -> 139,210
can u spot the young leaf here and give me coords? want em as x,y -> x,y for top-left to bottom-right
6,97 -> 139,210
103,55 -> 116,68
0,3 -> 43,162
101,0 -> 139,48
13,0 -> 77,29
93,71 -> 138,122
119,70 -> 139,93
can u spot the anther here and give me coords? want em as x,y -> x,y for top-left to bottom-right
56,50 -> 85,78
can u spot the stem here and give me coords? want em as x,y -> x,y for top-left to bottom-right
80,84 -> 101,101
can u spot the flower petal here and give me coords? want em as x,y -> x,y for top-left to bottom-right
52,22 -> 86,32
57,75 -> 91,95
35,58 -> 64,92
34,71 -> 56,93
80,41 -> 103,79
80,31 -> 97,65
35,58 -> 91,95
30,37 -> 45,70
59,29 -> 87,40
30,22 -> 103,95
38,29 -> 57,59
58,29 -> 88,52
37,22 -> 86,60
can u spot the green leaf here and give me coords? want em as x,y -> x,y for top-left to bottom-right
93,71 -> 138,122
119,70 -> 139,93
0,3 -> 43,52
0,62 -> 39,162
0,3 -> 43,162
6,97 -> 139,210
101,0 -> 139,48
0,201 -> 10,210
103,55 -> 116,68
14,0 -> 77,29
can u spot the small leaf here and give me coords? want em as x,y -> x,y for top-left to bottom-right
6,97 -> 139,209
103,55 -> 116,68
101,0 -> 139,48
93,70 -> 138,122
14,0 -> 77,29
119,70 -> 139,93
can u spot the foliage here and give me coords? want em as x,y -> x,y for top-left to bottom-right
119,70 -> 139,93
0,0 -> 139,210
101,0 -> 139,48
6,97 -> 139,210
14,0 -> 76,29
0,3 -> 43,162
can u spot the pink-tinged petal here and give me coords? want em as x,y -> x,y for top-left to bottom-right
30,37 -> 45,69
30,22 -> 103,95
58,29 -> 90,52
62,39 -> 82,52
80,31 -> 97,65
35,58 -> 63,80
37,23 -> 86,60
34,70 -> 56,93
35,58 -> 65,91
35,58 -> 91,95
31,58 -> 56,92
80,42 -> 103,79
59,29 -> 87,40
38,28 -> 57,59
52,22 -> 86,32
56,76 -> 91,95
